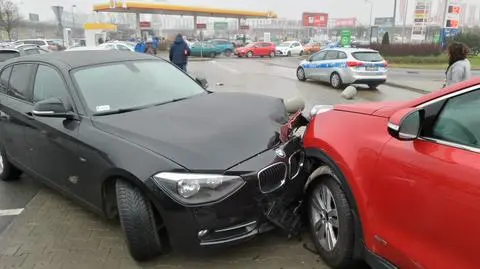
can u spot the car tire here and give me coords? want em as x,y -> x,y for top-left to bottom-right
116,179 -> 163,261
297,67 -> 307,81
0,148 -> 22,181
269,51 -> 275,58
247,51 -> 253,58
223,49 -> 233,57
330,72 -> 344,89
299,50 -> 304,56
368,83 -> 381,89
307,176 -> 355,269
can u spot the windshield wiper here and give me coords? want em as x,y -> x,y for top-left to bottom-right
93,106 -> 148,116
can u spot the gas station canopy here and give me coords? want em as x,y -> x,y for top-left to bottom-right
93,1 -> 277,19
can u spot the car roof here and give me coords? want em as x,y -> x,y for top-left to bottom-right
328,47 -> 378,53
3,50 -> 158,69
0,47 -> 19,52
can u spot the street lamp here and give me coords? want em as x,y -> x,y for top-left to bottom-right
365,0 -> 373,26
72,5 -> 76,38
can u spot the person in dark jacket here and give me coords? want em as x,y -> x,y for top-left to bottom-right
169,34 -> 191,71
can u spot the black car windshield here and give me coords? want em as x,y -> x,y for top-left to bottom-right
72,60 -> 206,114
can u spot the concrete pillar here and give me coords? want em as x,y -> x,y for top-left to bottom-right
193,15 -> 198,37
136,12 -> 141,39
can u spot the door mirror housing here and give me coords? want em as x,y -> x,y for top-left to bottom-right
388,108 -> 424,141
32,97 -> 72,118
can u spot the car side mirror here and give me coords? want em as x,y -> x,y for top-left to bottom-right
195,77 -> 209,89
388,108 -> 424,141
32,97 -> 72,118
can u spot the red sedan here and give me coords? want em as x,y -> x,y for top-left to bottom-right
303,78 -> 480,269
235,42 -> 276,58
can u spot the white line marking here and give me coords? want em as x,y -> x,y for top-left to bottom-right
0,208 -> 24,216
210,61 -> 241,74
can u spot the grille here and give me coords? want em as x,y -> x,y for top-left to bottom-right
289,150 -> 305,179
258,162 -> 287,193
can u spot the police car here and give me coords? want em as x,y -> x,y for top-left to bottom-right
296,48 -> 388,89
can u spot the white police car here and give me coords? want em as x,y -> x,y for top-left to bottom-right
296,48 -> 388,89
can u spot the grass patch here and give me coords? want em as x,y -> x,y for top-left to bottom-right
387,54 -> 480,70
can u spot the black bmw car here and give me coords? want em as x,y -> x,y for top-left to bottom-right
0,51 -> 307,261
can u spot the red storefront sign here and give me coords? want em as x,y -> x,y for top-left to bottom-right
302,12 -> 329,27
334,18 -> 357,27
196,23 -> 207,29
139,21 -> 151,28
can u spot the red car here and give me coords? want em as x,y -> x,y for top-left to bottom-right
303,78 -> 480,269
235,42 -> 276,58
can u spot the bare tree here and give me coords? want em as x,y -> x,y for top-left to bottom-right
0,0 -> 19,40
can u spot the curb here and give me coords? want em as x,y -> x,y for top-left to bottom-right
385,81 -> 431,94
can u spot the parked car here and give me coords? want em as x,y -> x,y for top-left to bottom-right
14,39 -> 58,51
235,42 -> 276,58
98,41 -> 135,52
0,46 -> 49,62
275,41 -> 304,57
296,48 -> 388,89
207,39 -> 235,56
0,51 -> 307,262
14,44 -> 50,55
302,78 -> 480,269
303,43 -> 322,54
190,42 -> 218,57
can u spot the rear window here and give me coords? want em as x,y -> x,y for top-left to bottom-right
0,51 -> 20,61
47,41 -> 54,45
352,52 -> 384,62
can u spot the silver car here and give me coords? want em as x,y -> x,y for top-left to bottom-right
296,48 -> 388,89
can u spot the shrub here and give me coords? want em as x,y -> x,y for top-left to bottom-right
452,33 -> 480,49
382,32 -> 390,45
356,43 -> 442,57
385,54 -> 448,65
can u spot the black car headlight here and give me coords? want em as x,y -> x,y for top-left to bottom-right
153,172 -> 245,205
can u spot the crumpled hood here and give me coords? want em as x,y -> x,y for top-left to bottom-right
92,92 -> 288,171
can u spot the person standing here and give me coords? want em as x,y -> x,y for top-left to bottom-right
445,42 -> 472,87
169,33 -> 191,72
144,41 -> 155,55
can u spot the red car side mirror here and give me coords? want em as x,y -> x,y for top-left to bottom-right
388,108 -> 425,141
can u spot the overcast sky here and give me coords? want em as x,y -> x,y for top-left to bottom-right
14,0 -> 480,24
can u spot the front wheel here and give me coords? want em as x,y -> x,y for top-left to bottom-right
116,179 -> 164,261
297,67 -> 307,81
223,49 -> 233,57
0,148 -> 22,181
308,177 -> 355,268
247,51 -> 253,58
330,72 -> 344,89
299,50 -> 304,56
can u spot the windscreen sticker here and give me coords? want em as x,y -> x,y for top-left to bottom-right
96,105 -> 111,112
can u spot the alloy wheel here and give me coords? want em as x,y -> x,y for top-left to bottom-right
310,184 -> 339,252
331,73 -> 341,88
297,68 -> 306,81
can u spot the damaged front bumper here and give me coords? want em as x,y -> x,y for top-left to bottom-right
147,136 -> 308,252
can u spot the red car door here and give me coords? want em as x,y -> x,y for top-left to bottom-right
259,42 -> 269,56
368,88 -> 480,269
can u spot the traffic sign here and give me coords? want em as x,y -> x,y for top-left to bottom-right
340,30 -> 351,47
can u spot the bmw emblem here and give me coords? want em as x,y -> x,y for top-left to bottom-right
275,148 -> 286,158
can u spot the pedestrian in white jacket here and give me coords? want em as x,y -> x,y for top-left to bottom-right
445,42 -> 472,87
